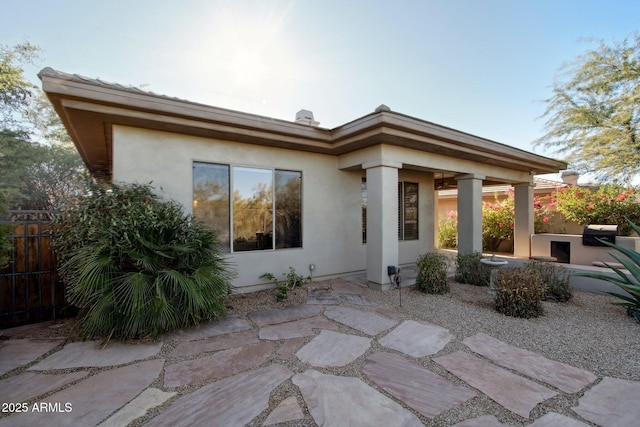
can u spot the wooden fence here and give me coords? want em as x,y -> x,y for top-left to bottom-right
0,211 -> 66,329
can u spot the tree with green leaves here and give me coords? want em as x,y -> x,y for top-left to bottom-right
536,33 -> 640,183
0,42 -> 90,211
0,42 -> 40,130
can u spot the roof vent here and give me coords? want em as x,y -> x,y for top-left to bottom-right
295,109 -> 319,126
375,104 -> 391,113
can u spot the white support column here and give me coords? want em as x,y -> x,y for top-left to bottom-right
364,161 -> 400,289
514,182 -> 534,258
456,174 -> 485,254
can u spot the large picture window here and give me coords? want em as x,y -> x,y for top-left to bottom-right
193,162 -> 302,252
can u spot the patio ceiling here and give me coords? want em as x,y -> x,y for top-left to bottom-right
39,67 -> 567,180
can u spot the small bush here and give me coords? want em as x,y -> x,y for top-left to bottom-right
0,223 -> 11,270
526,260 -> 572,302
54,182 -> 234,342
416,252 -> 451,294
438,212 -> 458,248
455,252 -> 490,286
261,267 -> 310,301
494,267 -> 547,318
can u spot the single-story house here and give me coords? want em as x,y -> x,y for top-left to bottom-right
39,67 -> 567,292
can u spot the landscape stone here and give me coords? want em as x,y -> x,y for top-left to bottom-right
379,320 -> 453,357
572,376 -> 640,426
306,286 -> 341,305
375,306 -> 406,319
262,396 -> 304,425
362,351 -> 476,418
296,330 -> 371,367
98,388 -> 176,427
292,369 -> 423,427
463,333 -> 596,393
324,305 -> 396,335
275,337 -> 308,359
148,364 -> 293,427
339,294 -> 377,306
258,315 -> 337,340
248,304 -> 322,326
434,351 -> 557,418
0,338 -> 64,375
169,330 -> 259,357
451,415 -> 510,426
0,371 -> 89,403
529,412 -> 590,426
167,316 -> 251,341
28,340 -> 162,370
163,341 -> 274,387
0,359 -> 164,427
331,280 -> 366,295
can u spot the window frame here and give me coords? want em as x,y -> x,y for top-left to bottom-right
193,162 -> 303,253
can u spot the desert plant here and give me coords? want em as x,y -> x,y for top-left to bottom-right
493,267 -> 547,318
455,251 -> 490,286
575,220 -> 640,322
261,267 -> 310,301
415,252 -> 450,294
525,260 -> 573,302
54,182 -> 233,342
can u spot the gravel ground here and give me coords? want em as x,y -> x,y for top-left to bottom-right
228,280 -> 640,427
3,280 -> 639,426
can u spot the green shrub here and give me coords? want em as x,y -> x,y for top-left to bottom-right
438,212 -> 458,248
54,182 -> 234,342
482,192 -> 514,252
494,267 -> 547,318
525,260 -> 572,302
576,220 -> 640,322
416,252 -> 451,294
261,267 -> 309,301
455,252 -> 490,286
0,223 -> 11,270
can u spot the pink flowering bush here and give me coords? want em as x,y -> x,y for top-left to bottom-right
438,210 -> 458,248
482,192 -> 514,252
437,184 -> 640,253
554,185 -> 639,235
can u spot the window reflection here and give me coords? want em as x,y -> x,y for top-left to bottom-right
193,163 -> 303,252
233,167 -> 273,251
275,170 -> 302,248
193,163 -> 230,251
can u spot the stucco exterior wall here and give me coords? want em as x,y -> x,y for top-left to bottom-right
112,126 -> 438,291
112,126 -> 366,290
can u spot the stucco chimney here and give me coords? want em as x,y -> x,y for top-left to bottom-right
561,170 -> 579,186
295,109 -> 319,126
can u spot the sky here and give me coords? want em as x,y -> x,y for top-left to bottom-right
3,0 -> 639,181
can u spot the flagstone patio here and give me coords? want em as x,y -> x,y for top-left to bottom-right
0,279 -> 637,426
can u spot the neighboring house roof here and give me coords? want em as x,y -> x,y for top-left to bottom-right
38,67 -> 567,179
438,176 -> 568,199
